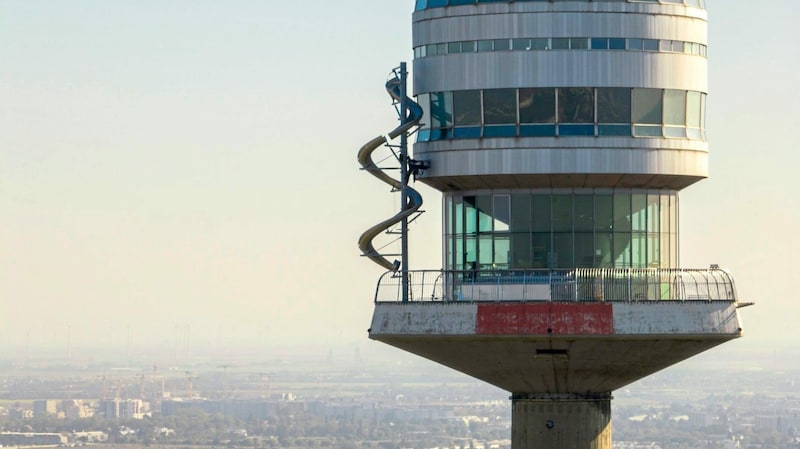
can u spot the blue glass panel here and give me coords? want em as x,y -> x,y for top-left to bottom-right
627,38 -> 643,50
551,38 -> 570,50
558,124 -> 595,136
450,0 -> 474,4
483,125 -> 517,138
609,38 -> 626,50
415,0 -> 427,10
417,129 -> 431,142
429,128 -> 452,141
520,124 -> 556,137
591,38 -> 609,50
664,126 -> 686,138
428,0 -> 447,6
598,124 -> 632,136
453,126 -> 482,139
633,125 -> 663,137
643,39 -> 659,51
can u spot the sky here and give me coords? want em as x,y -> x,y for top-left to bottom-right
1,1 -> 798,364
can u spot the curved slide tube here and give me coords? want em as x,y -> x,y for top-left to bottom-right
385,78 -> 424,140
357,80 -> 424,271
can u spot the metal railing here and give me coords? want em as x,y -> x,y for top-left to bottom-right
373,268 -> 738,303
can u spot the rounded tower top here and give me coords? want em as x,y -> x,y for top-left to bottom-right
411,0 -> 709,191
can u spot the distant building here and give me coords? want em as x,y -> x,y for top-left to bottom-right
161,398 -> 276,421
8,408 -> 34,419
62,400 -> 91,419
0,432 -> 66,446
99,398 -> 145,419
32,399 -> 57,417
71,431 -> 108,443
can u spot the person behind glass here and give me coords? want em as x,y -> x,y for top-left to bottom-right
466,261 -> 476,281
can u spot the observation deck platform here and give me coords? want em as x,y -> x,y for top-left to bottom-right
368,268 -> 743,394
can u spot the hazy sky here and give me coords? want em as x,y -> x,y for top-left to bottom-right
2,1 -> 798,362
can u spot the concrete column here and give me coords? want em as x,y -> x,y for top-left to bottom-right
511,393 -> 612,449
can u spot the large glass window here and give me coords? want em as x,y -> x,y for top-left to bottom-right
594,194 -> 613,232
574,195 -> 593,231
552,195 -> 573,232
613,193 -> 632,232
430,92 -> 453,128
558,87 -> 594,123
417,87 -> 706,142
453,90 -> 482,126
632,88 -> 663,137
686,91 -> 702,139
520,88 -> 555,123
597,88 -> 632,136
484,89 -> 516,124
663,89 -> 687,137
493,195 -> 511,232
632,88 -> 662,124
597,88 -> 631,123
416,93 -> 431,142
531,195 -> 551,232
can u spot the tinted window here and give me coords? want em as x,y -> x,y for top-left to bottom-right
597,88 -> 631,123
519,88 -> 556,123
484,89 -> 517,124
632,88 -> 662,124
453,90 -> 482,126
558,87 -> 594,123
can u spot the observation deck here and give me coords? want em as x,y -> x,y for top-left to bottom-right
368,268 -> 743,394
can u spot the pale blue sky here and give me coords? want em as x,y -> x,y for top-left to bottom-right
1,1 -> 798,361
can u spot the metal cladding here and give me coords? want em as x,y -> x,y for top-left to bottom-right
411,2 -> 709,191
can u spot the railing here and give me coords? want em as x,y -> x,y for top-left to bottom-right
373,268 -> 738,303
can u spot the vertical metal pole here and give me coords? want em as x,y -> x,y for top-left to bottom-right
399,62 -> 410,303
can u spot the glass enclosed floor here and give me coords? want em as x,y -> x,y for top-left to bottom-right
444,190 -> 678,270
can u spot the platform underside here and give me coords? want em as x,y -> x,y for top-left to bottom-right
368,301 -> 742,394
372,333 -> 733,393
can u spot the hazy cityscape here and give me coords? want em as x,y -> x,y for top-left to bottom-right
0,342 -> 798,449
3,2 -> 798,449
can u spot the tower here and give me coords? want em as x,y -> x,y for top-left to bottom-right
359,1 -> 747,448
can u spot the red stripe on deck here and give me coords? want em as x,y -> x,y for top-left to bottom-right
475,303 -> 613,335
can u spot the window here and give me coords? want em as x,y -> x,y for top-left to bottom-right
415,87 -> 705,141
453,90 -> 482,126
484,89 -> 517,124
591,38 -> 609,50
477,40 -> 493,52
520,88 -> 556,123
597,88 -> 632,123
414,37 -> 706,60
430,92 -> 453,128
551,38 -> 570,50
663,89 -> 687,138
686,91 -> 702,139
558,87 -> 594,123
559,88 -> 594,134
632,88 -> 662,137
445,190 -> 678,271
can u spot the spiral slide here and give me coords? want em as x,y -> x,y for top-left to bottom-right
357,79 -> 424,271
